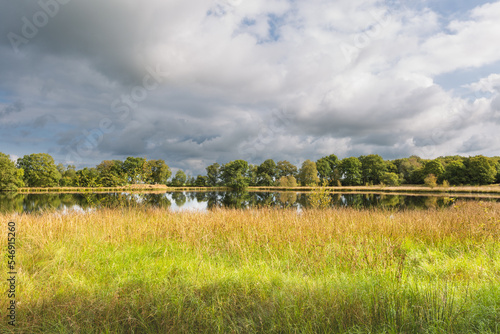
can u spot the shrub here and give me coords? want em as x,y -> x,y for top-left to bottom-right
309,180 -> 332,209
424,174 -> 437,188
380,172 -> 400,186
278,175 -> 297,187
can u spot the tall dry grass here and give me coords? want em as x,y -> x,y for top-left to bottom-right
1,201 -> 499,333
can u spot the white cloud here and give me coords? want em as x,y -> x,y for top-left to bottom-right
396,1 -> 500,76
467,73 -> 500,93
1,0 -> 500,172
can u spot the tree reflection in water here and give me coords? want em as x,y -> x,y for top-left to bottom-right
0,191 -> 495,213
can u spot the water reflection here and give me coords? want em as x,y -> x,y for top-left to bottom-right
0,191 -> 497,213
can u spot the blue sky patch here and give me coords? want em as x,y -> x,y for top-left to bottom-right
434,60 -> 500,96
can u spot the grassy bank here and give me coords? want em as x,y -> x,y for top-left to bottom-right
250,184 -> 500,194
1,202 -> 499,333
17,185 -> 230,194
15,184 -> 500,195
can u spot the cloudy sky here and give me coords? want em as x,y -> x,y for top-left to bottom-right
1,0 -> 500,175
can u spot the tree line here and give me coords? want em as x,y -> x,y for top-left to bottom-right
1,152 -> 499,191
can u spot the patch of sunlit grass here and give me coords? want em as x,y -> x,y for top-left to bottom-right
1,201 -> 499,332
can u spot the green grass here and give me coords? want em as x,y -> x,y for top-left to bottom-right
1,202 -> 499,333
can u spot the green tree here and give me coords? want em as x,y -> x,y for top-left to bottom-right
257,159 -> 277,186
56,163 -> 65,177
385,161 -> 398,174
220,160 -> 249,190
194,175 -> 208,187
410,167 -> 426,185
423,159 -> 445,182
276,160 -> 298,178
442,160 -> 467,185
495,159 -> 500,183
57,164 -> 77,186
96,160 -> 126,187
465,156 -> 497,185
339,157 -> 362,186
143,159 -> 171,185
0,153 -> 24,191
298,160 -> 319,186
75,168 -> 101,187
171,170 -> 187,187
359,154 -> 386,185
186,176 -> 196,186
17,153 -> 61,187
380,172 -> 400,186
397,156 -> 424,184
206,163 -> 220,187
122,157 -> 146,184
246,164 -> 258,186
316,154 -> 339,185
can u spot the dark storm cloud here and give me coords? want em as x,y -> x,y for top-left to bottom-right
0,101 -> 24,118
289,84 -> 450,144
1,0 -> 500,173
32,114 -> 57,128
459,135 -> 492,153
1,0 -> 155,85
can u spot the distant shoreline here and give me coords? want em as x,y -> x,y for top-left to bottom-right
249,184 -> 500,194
14,185 -> 230,193
11,184 -> 500,195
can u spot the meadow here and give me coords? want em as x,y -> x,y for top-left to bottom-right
1,201 -> 499,333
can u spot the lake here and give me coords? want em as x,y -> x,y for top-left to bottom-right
1,191 -> 499,213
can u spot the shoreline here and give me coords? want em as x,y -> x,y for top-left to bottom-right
9,184 -> 500,195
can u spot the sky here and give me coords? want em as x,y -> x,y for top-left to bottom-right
1,0 -> 500,175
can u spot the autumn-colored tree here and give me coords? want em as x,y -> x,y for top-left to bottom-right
143,159 -> 171,185
276,160 -> 298,178
298,160 -> 319,186
278,175 -> 297,187
424,174 -> 437,188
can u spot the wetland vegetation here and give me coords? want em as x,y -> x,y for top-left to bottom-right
1,201 -> 499,333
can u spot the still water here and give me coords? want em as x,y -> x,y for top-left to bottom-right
1,191 -> 498,213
